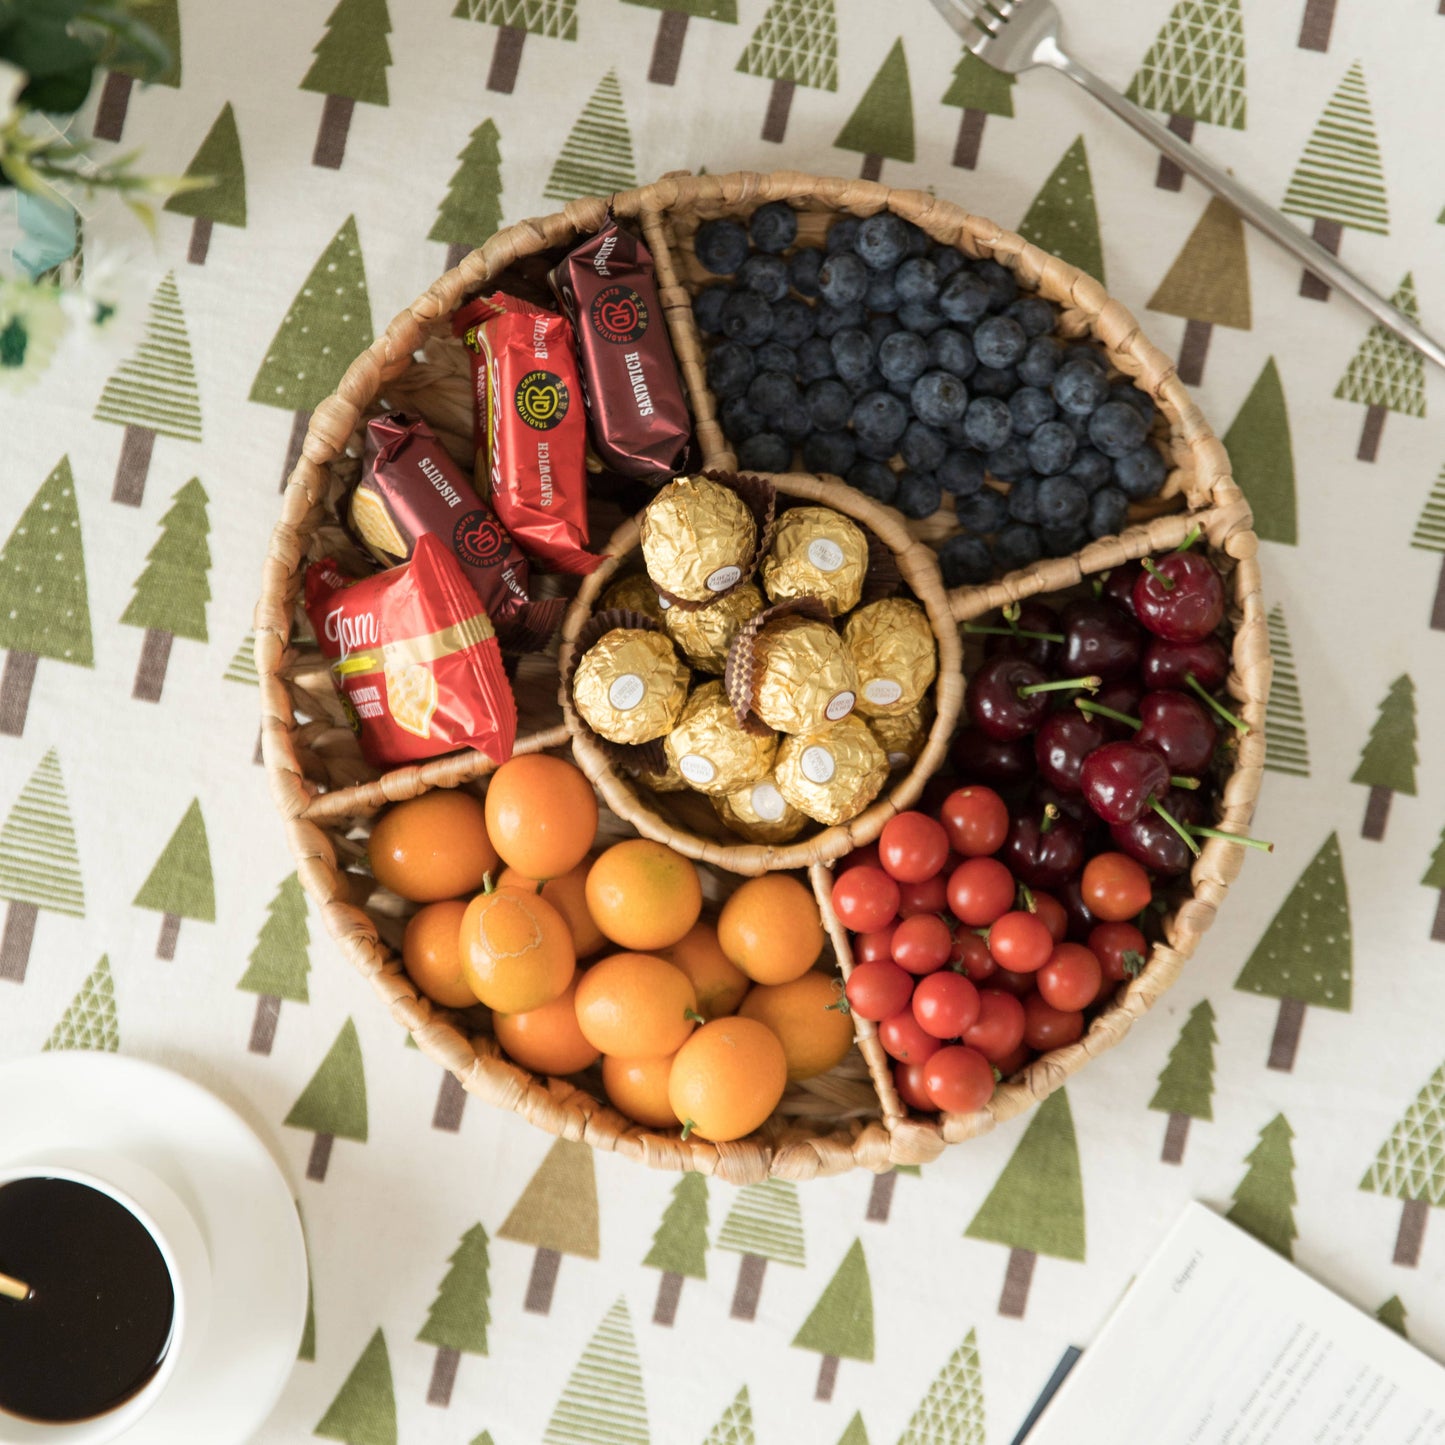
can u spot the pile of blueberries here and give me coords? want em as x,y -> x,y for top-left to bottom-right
693,202 -> 1168,587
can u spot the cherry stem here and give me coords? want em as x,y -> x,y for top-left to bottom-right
1140,557 -> 1175,590
684,1008 -> 705,1025
1149,798 -> 1201,856
1040,803 -> 1059,835
1075,698 -> 1140,730
1002,602 -> 1020,625
1169,775 -> 1201,791
1017,883 -> 1036,913
1018,675 -> 1101,699
680,1119 -> 695,1141
1189,826 -> 1274,853
1176,525 -> 1202,553
1185,673 -> 1249,734
965,623 -> 1066,642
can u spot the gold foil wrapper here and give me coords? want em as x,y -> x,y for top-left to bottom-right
775,714 -> 890,826
664,681 -> 777,796
843,598 -> 938,718
752,615 -> 859,735
761,506 -> 868,616
866,700 -> 932,771
665,582 -> 764,674
631,750 -> 689,794
599,572 -> 667,623
572,628 -> 689,744
641,476 -> 757,603
713,772 -> 809,844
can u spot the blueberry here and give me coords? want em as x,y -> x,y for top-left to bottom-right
1009,385 -> 1056,436
1088,487 -> 1131,539
897,302 -> 946,337
790,247 -> 825,298
771,297 -> 815,349
739,253 -> 791,303
987,440 -> 1033,484
866,313 -> 902,349
1026,419 -> 1078,476
1088,399 -> 1150,459
1068,446 -> 1113,493
939,449 -> 986,497
900,420 -> 948,473
720,289 -> 773,346
1041,523 -> 1087,557
903,223 -> 931,258
1006,476 -> 1040,524
1052,360 -> 1110,416
720,394 -> 766,443
992,523 -> 1042,572
865,268 -> 901,313
749,201 -> 798,254
827,216 -> 863,253
831,328 -> 876,387
754,341 -> 797,376
943,419 -> 972,450
1113,444 -> 1168,500
818,252 -> 869,307
773,402 -> 813,444
928,328 -> 976,380
803,429 -> 857,475
1036,475 -> 1088,530
969,365 -> 1018,399
847,458 -> 899,503
962,395 -> 1012,452
1061,409 -> 1091,439
911,370 -> 969,427
847,367 -> 888,401
955,487 -> 1008,533
896,469 -> 943,520
855,428 -> 902,460
878,331 -> 929,387
738,432 -> 792,472
930,245 -> 966,281
975,259 -> 1019,312
1110,379 -> 1156,422
747,369 -> 800,421
888,377 -> 915,403
1018,335 -> 1064,388
939,534 -> 994,587
815,301 -> 867,338
939,270 -> 991,326
706,339 -> 755,399
806,378 -> 852,431
1064,342 -> 1107,372
855,213 -> 910,270
895,257 -> 941,307
694,219 -> 750,275
693,285 -> 728,334
973,314 -> 1028,370
1006,295 -> 1057,338
851,390 -> 910,447
797,336 -> 836,383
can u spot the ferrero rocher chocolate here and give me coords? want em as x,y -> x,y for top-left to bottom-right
713,773 -> 809,844
761,506 -> 868,616
751,615 -> 859,735
572,627 -> 689,744
599,572 -> 667,623
774,715 -> 889,826
664,582 -> 764,674
866,701 -> 932,771
664,681 -> 777,796
632,751 -> 689,793
843,598 -> 938,718
641,477 -> 757,602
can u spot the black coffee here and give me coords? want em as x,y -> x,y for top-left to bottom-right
0,1177 -> 175,1422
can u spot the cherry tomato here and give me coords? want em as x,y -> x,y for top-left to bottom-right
950,930 -> 996,984
987,910 -> 1054,974
879,812 -> 951,884
837,842 -> 880,873
845,959 -> 914,1021
963,989 -> 1027,1062
897,872 -> 949,919
1037,943 -> 1103,1012
879,1010 -> 943,1065
939,786 -> 1011,857
893,1059 -> 934,1112
892,914 -> 953,975
1023,994 -> 1085,1052
1088,921 -> 1149,984
852,925 -> 898,966
994,1042 -> 1033,1078
923,1045 -> 997,1113
912,971 -> 982,1039
831,865 -> 900,933
991,964 -> 1038,999
948,857 -> 1015,927
1030,892 -> 1068,943
1080,852 -> 1152,923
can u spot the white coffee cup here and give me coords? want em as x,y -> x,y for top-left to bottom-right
0,1153 -> 212,1444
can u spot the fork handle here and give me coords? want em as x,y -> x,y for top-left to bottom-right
1036,39 -> 1445,372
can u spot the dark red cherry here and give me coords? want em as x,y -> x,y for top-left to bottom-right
1141,636 -> 1229,692
1034,712 -> 1107,793
966,656 -> 1053,741
1109,788 -> 1206,877
1060,599 -> 1143,682
951,728 -> 1035,789
1133,552 -> 1226,643
1136,691 -> 1217,776
1089,679 -> 1144,739
1100,561 -> 1144,618
1032,780 -> 1101,833
983,601 -> 1063,672
1000,809 -> 1086,890
1080,740 -> 1170,825
1058,874 -> 1099,943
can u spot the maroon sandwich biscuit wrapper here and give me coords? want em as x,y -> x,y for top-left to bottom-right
352,412 -> 564,652
549,217 -> 691,482
453,293 -> 600,575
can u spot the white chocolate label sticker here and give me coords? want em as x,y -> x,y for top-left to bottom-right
705,565 -> 742,592
824,690 -> 855,722
609,674 -> 645,710
864,679 -> 904,707
751,782 -> 787,821
678,754 -> 717,785
808,538 -> 845,572
801,746 -> 836,785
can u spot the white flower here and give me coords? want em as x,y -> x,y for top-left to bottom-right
0,279 -> 70,391
0,62 -> 26,127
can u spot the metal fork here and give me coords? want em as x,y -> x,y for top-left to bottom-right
929,0 -> 1445,371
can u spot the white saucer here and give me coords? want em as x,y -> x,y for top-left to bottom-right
0,1054 -> 308,1445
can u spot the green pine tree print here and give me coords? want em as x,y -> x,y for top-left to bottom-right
120,477 -> 211,704
1352,674 -> 1417,841
1150,999 -> 1218,1164
941,50 -> 1014,169
792,1238 -> 873,1401
1224,358 -> 1295,544
736,0 -> 838,143
1017,136 -> 1105,285
833,38 -> 913,182
238,873 -> 311,1055
965,1088 -> 1086,1318
1263,604 -> 1310,778
286,1018 -> 368,1183
431,118 -> 504,271
1424,827 -> 1445,944
1235,833 -> 1350,1072
94,272 -> 202,506
1228,1114 -> 1298,1258
715,1177 -> 806,1320
1361,1060 -> 1445,1267
644,1172 -> 709,1326
453,0 -> 578,95
1376,1296 -> 1408,1337
419,1224 -> 491,1407
314,1326 -> 396,1445
836,1414 -> 869,1445
1411,465 -> 1445,632
1335,272 -> 1426,463
224,633 -> 260,687
42,956 -> 118,1052
0,748 -> 84,985
898,1328 -> 987,1445
133,798 -> 214,960
498,1138 -> 599,1314
543,1297 -> 648,1445
164,102 -> 247,264
470,1434 -> 496,1445
701,1385 -> 753,1445
301,0 -> 392,170
622,0 -> 737,87
543,70 -> 637,205
0,457 -> 92,738
93,0 -> 180,142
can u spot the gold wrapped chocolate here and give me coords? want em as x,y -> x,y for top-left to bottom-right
866,701 -> 932,771
761,506 -> 868,616
665,681 -> 777,796
843,598 -> 938,718
631,750 -> 689,794
751,615 -> 858,735
641,476 -> 757,602
572,628 -> 689,744
665,582 -> 764,674
713,772 -> 809,844
774,715 -> 889,826
599,572 -> 667,623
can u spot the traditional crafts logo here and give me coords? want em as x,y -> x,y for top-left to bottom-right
452,510 -> 506,568
514,370 -> 569,430
589,285 -> 649,344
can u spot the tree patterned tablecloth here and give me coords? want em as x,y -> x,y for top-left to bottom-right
2,2 -> 1444,1441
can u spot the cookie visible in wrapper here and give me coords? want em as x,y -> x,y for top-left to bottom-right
775,715 -> 890,826
665,582 -> 763,674
600,572 -> 668,623
749,614 -> 858,735
664,681 -> 777,796
713,773 -> 809,844
572,627 -> 689,744
761,505 -> 868,616
866,701 -> 932,771
843,598 -> 938,718
641,476 -> 757,603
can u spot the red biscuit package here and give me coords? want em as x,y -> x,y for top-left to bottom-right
305,533 -> 517,771
453,293 -> 600,575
